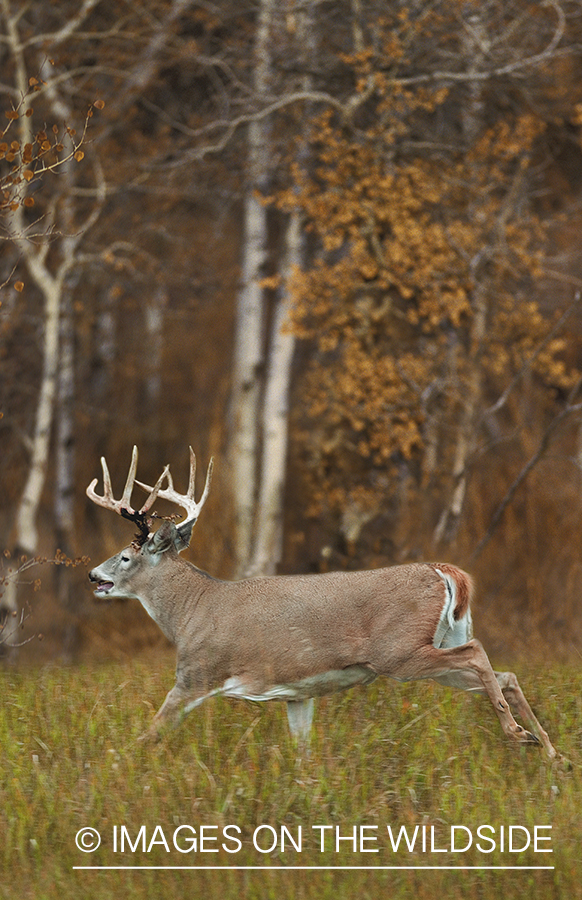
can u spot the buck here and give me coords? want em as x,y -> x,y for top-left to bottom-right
87,446 -> 556,758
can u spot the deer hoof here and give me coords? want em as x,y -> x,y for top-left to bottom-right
552,752 -> 571,770
513,727 -> 539,745
137,727 -> 161,745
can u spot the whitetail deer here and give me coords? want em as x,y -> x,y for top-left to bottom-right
87,447 -> 556,758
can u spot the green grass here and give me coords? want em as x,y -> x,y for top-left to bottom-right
0,658 -> 580,899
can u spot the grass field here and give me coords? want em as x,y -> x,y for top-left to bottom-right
0,656 -> 580,899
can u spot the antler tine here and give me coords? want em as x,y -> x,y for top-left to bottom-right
87,446 -> 148,516
86,476 -> 101,505
119,445 -> 139,511
163,468 -> 175,493
198,452 -> 213,510
86,445 -> 166,546
188,445 -> 197,498
139,463 -> 171,514
86,453 -> 128,513
101,455 -> 114,501
135,447 -> 214,525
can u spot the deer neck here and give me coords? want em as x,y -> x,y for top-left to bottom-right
135,556 -> 215,644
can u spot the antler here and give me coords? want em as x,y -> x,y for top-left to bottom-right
136,446 -> 213,531
86,446 -> 169,543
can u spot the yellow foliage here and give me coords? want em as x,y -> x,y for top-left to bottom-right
272,6 -> 581,521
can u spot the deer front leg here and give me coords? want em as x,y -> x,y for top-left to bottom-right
139,681 -> 224,743
286,698 -> 315,746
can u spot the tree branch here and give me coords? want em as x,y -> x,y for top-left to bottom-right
472,389 -> 582,562
484,292 -> 582,420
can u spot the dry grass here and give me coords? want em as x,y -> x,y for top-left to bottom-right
0,659 -> 580,899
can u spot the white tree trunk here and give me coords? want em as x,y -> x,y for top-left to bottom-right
16,279 -> 63,556
54,283 -> 77,660
231,0 -> 275,576
55,285 -> 76,543
145,288 -> 168,431
248,212 -> 301,576
0,44 -> 103,614
231,0 -> 315,578
1,271 -> 63,615
94,285 -> 117,400
433,8 -> 488,547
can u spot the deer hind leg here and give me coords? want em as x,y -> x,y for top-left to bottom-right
434,665 -> 557,758
492,670 -> 556,759
390,638 -> 547,751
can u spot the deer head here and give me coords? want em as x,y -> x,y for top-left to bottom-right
86,446 -> 213,600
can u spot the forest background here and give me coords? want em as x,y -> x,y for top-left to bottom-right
2,0 -> 582,666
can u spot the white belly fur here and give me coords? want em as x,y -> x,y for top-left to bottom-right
222,665 -> 377,703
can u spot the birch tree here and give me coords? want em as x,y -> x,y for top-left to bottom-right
230,0 -> 275,577
229,0 -> 322,579
0,7 -> 104,616
245,3 -> 316,578
432,6 -> 490,546
1,0 -> 204,621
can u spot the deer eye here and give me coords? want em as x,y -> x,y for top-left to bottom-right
121,555 -> 130,563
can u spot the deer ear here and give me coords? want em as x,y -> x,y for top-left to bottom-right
175,520 -> 194,549
150,519 -> 193,553
146,521 -> 178,556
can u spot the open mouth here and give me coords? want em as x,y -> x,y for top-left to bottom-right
94,581 -> 114,596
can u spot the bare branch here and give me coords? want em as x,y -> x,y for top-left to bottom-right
473,387 -> 582,562
42,0 -> 102,48
397,0 -> 568,88
163,90 -> 347,166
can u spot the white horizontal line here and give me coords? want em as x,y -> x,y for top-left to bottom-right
73,865 -> 555,871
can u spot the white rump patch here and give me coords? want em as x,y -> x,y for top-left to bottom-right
432,567 -> 472,650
